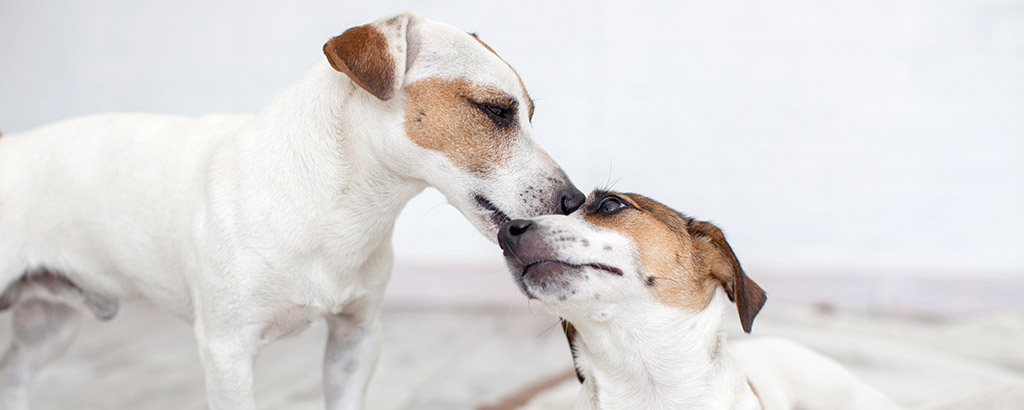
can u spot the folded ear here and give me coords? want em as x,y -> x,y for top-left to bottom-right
689,220 -> 766,333
323,12 -> 422,101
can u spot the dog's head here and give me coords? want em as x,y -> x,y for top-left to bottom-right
498,190 -> 766,333
322,12 -> 583,237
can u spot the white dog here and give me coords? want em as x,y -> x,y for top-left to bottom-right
0,12 -> 584,410
497,191 -> 903,410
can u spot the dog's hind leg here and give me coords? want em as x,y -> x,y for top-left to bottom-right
0,299 -> 80,410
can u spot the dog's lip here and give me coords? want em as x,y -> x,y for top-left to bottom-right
522,260 -> 623,277
474,194 -> 511,228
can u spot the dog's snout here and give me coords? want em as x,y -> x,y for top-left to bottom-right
559,187 -> 586,215
498,219 -> 533,252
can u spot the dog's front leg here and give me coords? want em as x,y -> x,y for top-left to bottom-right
323,301 -> 383,410
194,319 -> 259,410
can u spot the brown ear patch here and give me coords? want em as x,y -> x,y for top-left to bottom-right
403,77 -> 517,173
688,220 -> 766,333
324,24 -> 398,100
582,192 -> 766,332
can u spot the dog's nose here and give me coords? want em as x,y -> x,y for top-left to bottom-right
559,187 -> 586,215
498,219 -> 533,252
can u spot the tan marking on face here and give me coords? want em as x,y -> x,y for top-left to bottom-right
582,192 -> 721,311
403,77 -> 518,173
469,33 -> 535,120
582,191 -> 767,330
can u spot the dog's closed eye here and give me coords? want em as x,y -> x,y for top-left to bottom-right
474,101 -> 516,128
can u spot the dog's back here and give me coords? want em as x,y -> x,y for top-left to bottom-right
0,113 -> 250,316
731,337 -> 903,410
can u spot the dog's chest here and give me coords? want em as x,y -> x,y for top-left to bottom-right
258,304 -> 317,343
254,263 -> 382,344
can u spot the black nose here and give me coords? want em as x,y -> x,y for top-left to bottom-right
559,186 -> 585,215
498,219 -> 533,252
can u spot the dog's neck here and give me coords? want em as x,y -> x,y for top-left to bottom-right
571,290 -> 760,410
236,62 -> 427,227
211,62 -> 426,296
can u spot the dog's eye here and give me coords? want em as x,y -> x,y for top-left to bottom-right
597,196 -> 628,214
485,105 -> 505,116
475,102 -> 515,127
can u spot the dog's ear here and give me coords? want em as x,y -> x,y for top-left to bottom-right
323,12 -> 422,101
689,220 -> 766,333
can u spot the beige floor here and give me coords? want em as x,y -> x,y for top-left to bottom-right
2,300 -> 1023,410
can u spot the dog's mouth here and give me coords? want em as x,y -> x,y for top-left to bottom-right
522,260 -> 623,278
475,194 -> 511,228
517,260 -> 623,300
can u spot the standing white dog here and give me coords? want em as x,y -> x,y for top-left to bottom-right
0,12 -> 584,410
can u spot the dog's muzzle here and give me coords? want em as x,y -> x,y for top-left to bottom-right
558,187 -> 585,215
498,219 -> 533,257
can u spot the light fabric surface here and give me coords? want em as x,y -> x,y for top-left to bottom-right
1,301 -> 1021,409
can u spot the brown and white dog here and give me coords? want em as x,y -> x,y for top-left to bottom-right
497,191 -> 904,410
0,12 -> 583,410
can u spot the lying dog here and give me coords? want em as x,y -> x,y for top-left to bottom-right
497,191 -> 903,410
0,12 -> 584,410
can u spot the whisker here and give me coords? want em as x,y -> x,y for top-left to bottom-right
531,318 -> 562,342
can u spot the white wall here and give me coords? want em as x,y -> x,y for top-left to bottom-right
1,0 -> 1021,278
